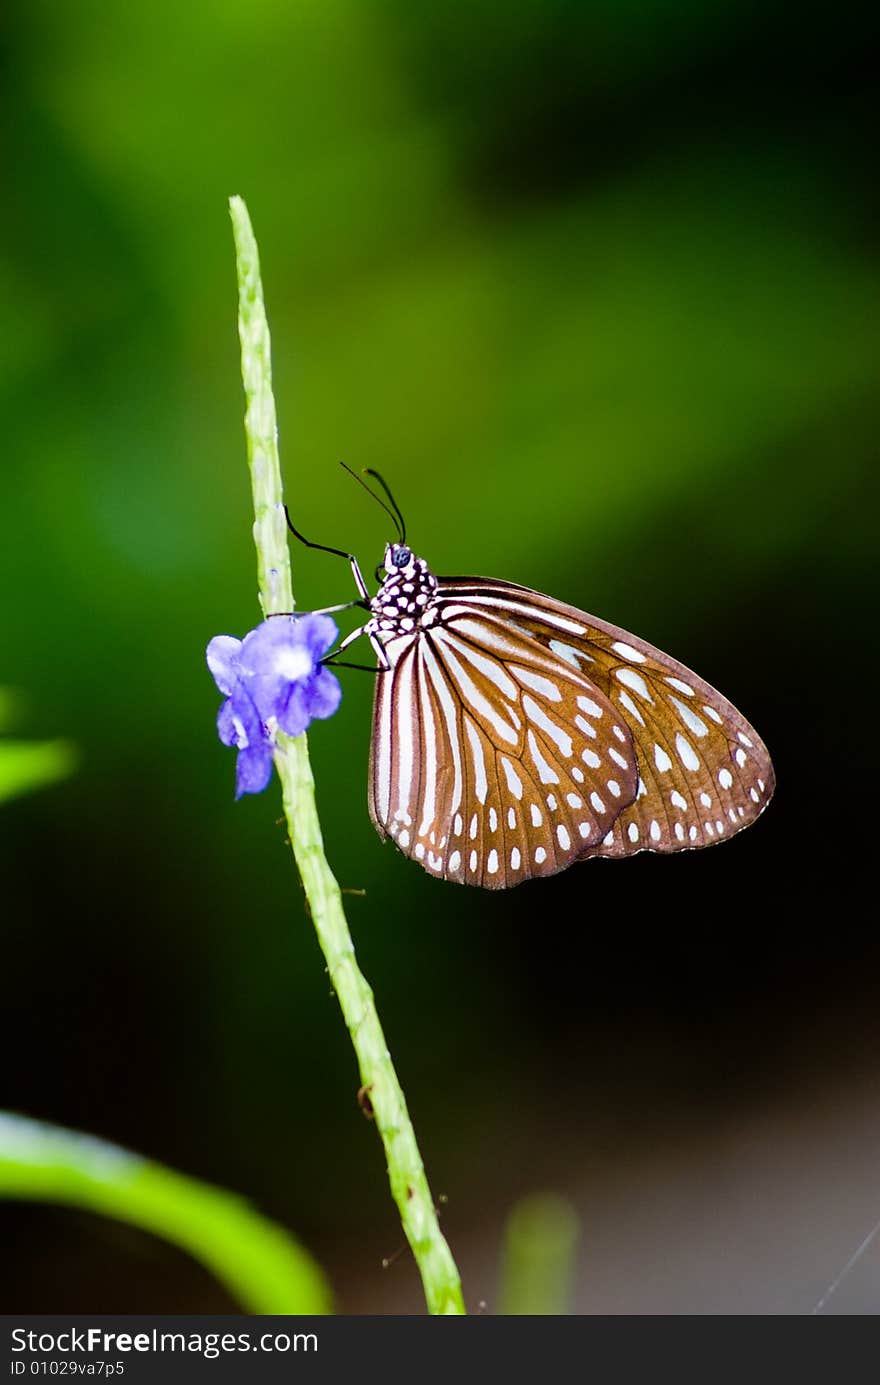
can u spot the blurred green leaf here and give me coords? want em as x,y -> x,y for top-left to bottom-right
0,1112 -> 332,1314
0,737 -> 77,805
498,1193 -> 580,1315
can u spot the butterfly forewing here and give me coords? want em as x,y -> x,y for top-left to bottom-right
369,608 -> 641,887
438,578 -> 775,863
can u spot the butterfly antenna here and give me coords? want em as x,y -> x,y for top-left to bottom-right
339,462 -> 406,544
363,468 -> 407,546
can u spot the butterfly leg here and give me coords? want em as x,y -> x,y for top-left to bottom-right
283,505 -> 370,599
267,598 -> 370,619
322,623 -> 390,672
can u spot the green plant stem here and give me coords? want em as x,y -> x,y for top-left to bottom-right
0,1113 -> 330,1314
229,195 -> 465,1316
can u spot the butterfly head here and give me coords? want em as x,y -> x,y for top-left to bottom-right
370,542 -> 439,628
375,541 -> 416,583
386,541 -> 413,572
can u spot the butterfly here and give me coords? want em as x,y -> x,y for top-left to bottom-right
289,472 -> 775,889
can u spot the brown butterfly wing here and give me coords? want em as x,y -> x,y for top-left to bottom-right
368,614 -> 640,887
436,578 -> 775,862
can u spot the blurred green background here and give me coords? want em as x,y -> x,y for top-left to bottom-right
2,0 -> 878,1313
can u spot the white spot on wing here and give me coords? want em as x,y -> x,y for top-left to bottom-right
528,730 -> 560,785
616,667 -> 654,702
514,667 -> 563,702
612,641 -> 646,663
464,718 -> 488,804
675,734 -> 700,771
500,757 -> 524,801
549,639 -> 592,666
523,696 -> 573,757
487,849 -> 499,875
617,690 -> 645,726
576,695 -> 604,719
671,697 -> 709,738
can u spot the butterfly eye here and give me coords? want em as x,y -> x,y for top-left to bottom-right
393,546 -> 412,569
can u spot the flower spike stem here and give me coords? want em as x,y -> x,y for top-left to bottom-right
228,196 -> 465,1316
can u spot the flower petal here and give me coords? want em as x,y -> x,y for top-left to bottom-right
277,681 -> 310,738
299,613 -> 340,661
234,743 -> 274,798
304,667 -> 343,721
206,635 -> 243,696
239,616 -> 301,674
217,690 -> 262,749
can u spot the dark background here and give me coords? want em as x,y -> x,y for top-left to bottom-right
2,1 -> 878,1312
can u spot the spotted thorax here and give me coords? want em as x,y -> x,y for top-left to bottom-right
368,543 -> 440,641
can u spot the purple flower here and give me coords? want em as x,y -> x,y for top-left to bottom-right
207,614 -> 342,798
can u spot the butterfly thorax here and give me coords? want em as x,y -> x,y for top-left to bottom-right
367,543 -> 439,644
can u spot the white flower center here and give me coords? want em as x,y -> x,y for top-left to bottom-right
274,645 -> 314,683
232,715 -> 249,749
